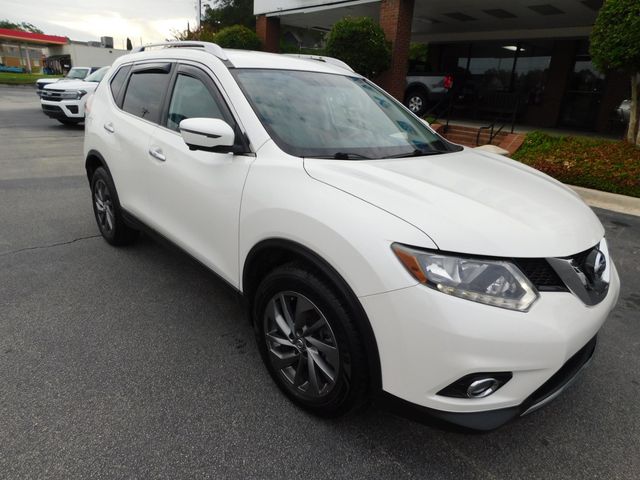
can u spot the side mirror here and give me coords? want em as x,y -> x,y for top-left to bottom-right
179,118 -> 235,153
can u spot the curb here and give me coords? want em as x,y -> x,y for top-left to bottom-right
569,185 -> 640,217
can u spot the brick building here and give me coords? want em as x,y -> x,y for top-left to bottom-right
253,0 -> 628,133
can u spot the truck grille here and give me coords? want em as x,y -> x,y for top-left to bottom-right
41,90 -> 65,102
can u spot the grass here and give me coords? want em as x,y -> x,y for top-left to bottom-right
512,131 -> 640,198
0,72 -> 62,85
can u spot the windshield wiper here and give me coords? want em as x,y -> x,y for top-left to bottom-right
312,152 -> 372,160
382,149 -> 448,159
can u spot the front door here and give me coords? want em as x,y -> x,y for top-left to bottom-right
145,64 -> 254,287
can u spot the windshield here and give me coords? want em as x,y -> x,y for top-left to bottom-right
232,69 -> 459,159
85,66 -> 109,82
67,68 -> 89,79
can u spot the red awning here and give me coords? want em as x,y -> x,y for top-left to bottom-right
0,28 -> 67,45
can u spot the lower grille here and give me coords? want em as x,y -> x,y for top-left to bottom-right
522,335 -> 597,415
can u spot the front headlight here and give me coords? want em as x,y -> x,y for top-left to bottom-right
59,90 -> 87,100
392,243 -> 539,312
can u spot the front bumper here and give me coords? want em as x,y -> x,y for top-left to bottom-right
379,335 -> 597,431
360,262 -> 620,430
41,99 -> 84,120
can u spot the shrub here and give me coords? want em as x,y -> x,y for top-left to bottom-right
325,17 -> 390,78
214,25 -> 261,50
512,131 -> 640,197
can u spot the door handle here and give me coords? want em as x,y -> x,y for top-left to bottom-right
148,146 -> 166,162
103,122 -> 114,133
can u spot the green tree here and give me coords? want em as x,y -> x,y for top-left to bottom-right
202,0 -> 254,30
0,19 -> 43,33
590,0 -> 640,145
325,17 -> 391,79
172,24 -> 216,42
214,25 -> 261,50
409,43 -> 429,65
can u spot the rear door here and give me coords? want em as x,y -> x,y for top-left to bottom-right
105,62 -> 173,220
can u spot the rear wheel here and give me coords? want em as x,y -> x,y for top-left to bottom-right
90,167 -> 138,246
405,89 -> 429,116
253,264 -> 369,417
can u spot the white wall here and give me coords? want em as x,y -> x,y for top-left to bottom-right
48,43 -> 129,67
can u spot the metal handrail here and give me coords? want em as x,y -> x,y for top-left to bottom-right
131,41 -> 230,63
476,121 -> 505,146
475,95 -> 520,145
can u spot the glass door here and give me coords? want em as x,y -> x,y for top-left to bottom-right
559,41 -> 605,130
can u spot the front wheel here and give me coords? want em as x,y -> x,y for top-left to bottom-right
253,264 -> 370,417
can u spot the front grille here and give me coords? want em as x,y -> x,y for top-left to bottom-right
41,91 -> 65,102
567,248 -> 591,270
514,258 -> 566,291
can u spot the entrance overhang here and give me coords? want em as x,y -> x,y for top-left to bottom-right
256,0 -> 601,43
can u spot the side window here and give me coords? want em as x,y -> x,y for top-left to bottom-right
122,69 -> 171,124
167,74 -> 225,132
109,65 -> 131,105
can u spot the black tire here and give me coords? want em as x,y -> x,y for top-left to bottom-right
90,166 -> 139,246
57,118 -> 81,125
253,263 -> 370,417
405,88 -> 429,116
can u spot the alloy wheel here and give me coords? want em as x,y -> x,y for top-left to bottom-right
408,95 -> 423,113
263,291 -> 340,399
94,179 -> 115,234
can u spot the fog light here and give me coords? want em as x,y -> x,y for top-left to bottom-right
467,378 -> 500,398
437,372 -> 512,399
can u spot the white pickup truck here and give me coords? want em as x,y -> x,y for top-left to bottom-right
40,66 -> 109,125
404,67 -> 453,117
35,66 -> 101,97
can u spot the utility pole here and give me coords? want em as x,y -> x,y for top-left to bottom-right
197,0 -> 202,30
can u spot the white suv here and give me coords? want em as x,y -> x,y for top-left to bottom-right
41,66 -> 110,125
83,42 -> 620,431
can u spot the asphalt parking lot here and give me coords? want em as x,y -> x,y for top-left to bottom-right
1,84 -> 639,479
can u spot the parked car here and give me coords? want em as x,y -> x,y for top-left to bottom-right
84,42 -> 620,431
614,99 -> 631,125
0,62 -> 25,73
41,66 -> 109,125
404,61 -> 453,116
35,66 -> 101,96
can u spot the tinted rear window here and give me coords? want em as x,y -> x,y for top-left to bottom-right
122,71 -> 171,124
109,65 -> 131,105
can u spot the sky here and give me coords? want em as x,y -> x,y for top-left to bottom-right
0,0 -> 214,49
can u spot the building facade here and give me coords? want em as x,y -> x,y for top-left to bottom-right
0,28 -> 67,73
254,0 -> 629,133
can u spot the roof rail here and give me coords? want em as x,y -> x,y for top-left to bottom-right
131,41 -> 231,64
283,54 -> 355,73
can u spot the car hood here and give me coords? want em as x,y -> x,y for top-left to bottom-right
43,79 -> 97,91
304,149 -> 604,258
